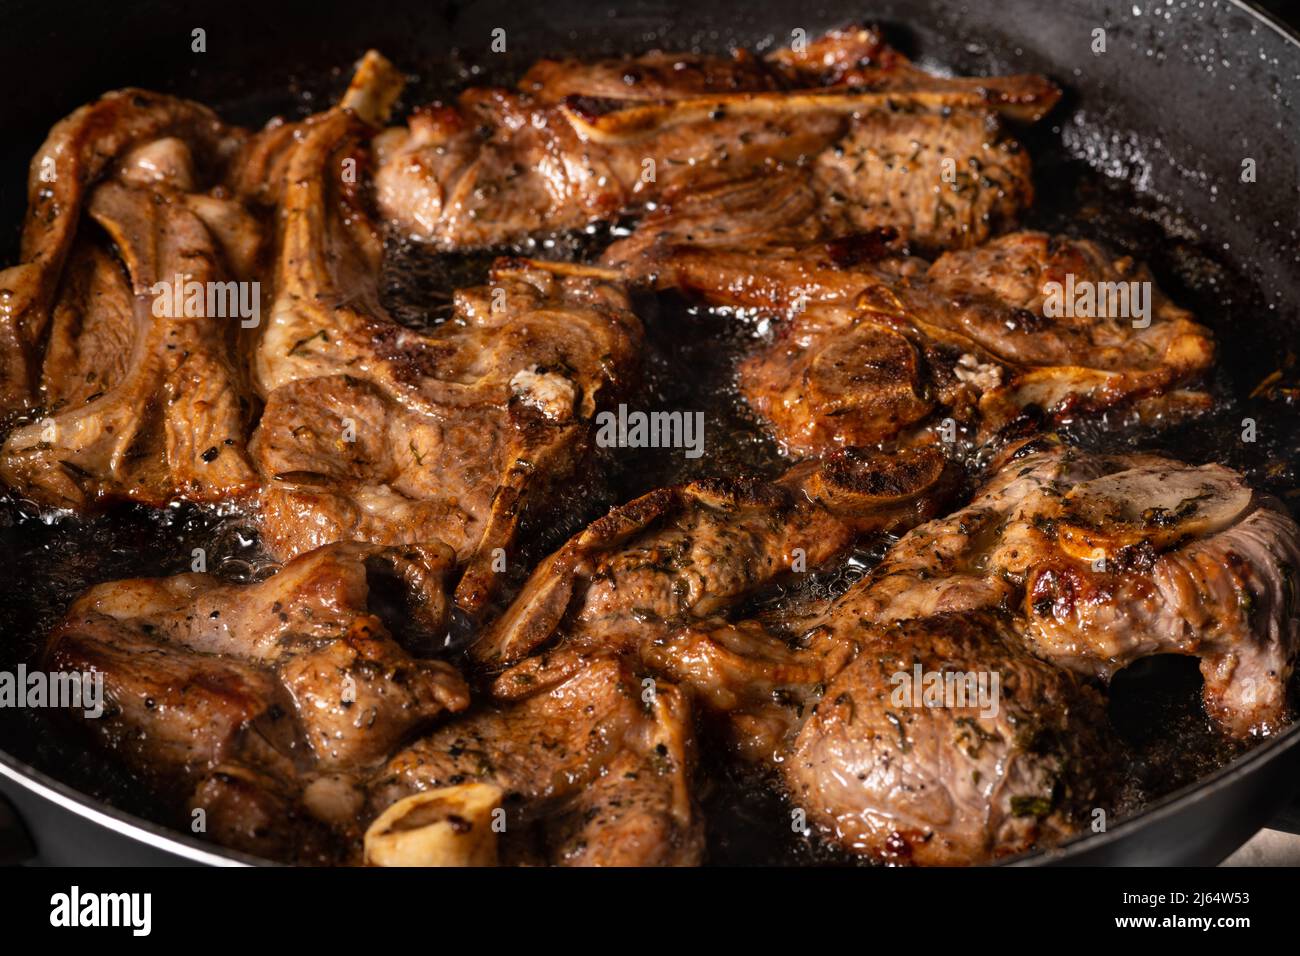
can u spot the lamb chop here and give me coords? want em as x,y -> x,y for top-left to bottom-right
470,446 -> 953,763
373,27 -> 1057,249
490,437 -> 1293,862
0,89 -> 245,415
474,445 -> 950,667
833,438 -> 1300,737
0,91 -> 261,507
234,54 -> 643,614
10,32 -> 1286,871
0,53 -> 643,617
45,541 -> 470,863
371,85 -> 843,249
612,231 -> 1214,455
370,654 -> 702,866
782,611 -> 1114,865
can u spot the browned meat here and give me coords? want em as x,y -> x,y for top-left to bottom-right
252,259 -> 640,600
47,541 -> 468,774
250,258 -> 641,615
472,447 -> 952,762
619,240 -> 965,455
925,232 -> 1213,379
520,49 -> 784,103
813,110 -> 1032,251
783,612 -> 1114,865
374,29 -> 1057,249
46,540 -> 470,862
371,654 -> 702,865
766,26 -> 1061,122
37,244 -> 136,411
527,26 -> 1060,121
186,762 -> 357,864
0,94 -> 261,508
0,90 -> 245,417
475,446 -> 952,667
372,87 -> 845,249
833,439 -> 1300,737
617,232 -> 1214,455
490,617 -> 853,766
49,618 -> 277,780
605,108 -> 1033,263
601,171 -> 828,269
231,55 -> 642,615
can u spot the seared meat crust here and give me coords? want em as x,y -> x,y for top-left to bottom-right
371,654 -> 703,866
375,27 -> 1057,249
784,612 -> 1114,866
617,231 -> 1213,455
474,445 -> 953,668
836,440 -> 1300,737
0,95 -> 260,507
46,541 -> 470,863
473,447 -> 954,766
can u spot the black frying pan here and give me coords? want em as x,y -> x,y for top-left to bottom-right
1,0 -> 1298,866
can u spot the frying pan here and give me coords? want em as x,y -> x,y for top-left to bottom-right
1,0 -> 1298,866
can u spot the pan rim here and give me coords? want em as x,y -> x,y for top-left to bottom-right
1229,0 -> 1300,47
0,749 -> 266,866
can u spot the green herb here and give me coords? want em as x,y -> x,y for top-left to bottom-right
1010,795 -> 1053,818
